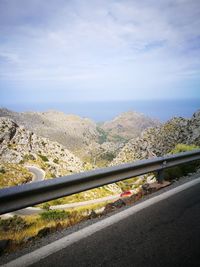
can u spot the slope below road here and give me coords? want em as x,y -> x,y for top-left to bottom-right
31,178 -> 200,267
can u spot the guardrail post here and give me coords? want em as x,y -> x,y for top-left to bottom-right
157,169 -> 164,184
157,161 -> 167,183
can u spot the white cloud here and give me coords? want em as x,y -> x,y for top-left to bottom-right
0,0 -> 200,100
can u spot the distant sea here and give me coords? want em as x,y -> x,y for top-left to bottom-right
2,99 -> 200,122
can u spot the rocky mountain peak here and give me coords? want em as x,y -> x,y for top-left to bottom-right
101,110 -> 160,142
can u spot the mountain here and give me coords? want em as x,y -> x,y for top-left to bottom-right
101,111 -> 159,143
0,117 -> 122,195
111,110 -> 200,165
0,108 -> 98,153
0,117 -> 84,179
0,108 -> 159,166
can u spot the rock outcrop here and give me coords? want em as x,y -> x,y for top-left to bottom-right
0,117 -> 84,177
111,110 -> 200,165
0,109 -> 99,154
0,108 -> 159,166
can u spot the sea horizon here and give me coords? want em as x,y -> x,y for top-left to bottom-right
1,98 -> 200,122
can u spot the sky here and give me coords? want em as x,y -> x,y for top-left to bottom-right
0,0 -> 200,106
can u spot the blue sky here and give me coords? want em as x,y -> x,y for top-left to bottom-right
0,0 -> 200,105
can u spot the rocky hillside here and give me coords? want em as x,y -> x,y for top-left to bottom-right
0,108 -> 159,166
0,117 -> 123,195
0,117 -> 84,178
101,111 -> 159,143
0,109 -> 99,154
111,110 -> 200,165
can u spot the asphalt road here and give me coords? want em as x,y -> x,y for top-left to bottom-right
30,181 -> 200,267
50,194 -> 120,210
26,166 -> 45,183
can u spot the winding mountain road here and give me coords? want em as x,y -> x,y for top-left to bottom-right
1,166 -> 120,217
26,166 -> 45,183
50,194 -> 120,210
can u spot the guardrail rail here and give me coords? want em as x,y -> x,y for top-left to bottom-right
0,149 -> 200,215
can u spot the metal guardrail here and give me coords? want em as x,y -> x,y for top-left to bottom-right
0,149 -> 200,215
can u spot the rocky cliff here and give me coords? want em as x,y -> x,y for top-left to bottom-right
0,117 -> 84,178
111,110 -> 200,165
0,108 -> 99,154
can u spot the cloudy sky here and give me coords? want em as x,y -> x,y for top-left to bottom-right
0,0 -> 200,105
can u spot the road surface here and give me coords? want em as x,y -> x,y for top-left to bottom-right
50,194 -> 120,209
27,178 -> 200,267
7,194 -> 120,216
26,166 -> 45,183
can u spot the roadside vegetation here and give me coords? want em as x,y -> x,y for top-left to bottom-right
162,144 -> 200,181
0,201 -> 110,253
0,163 -> 33,188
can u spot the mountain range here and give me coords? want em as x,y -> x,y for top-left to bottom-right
0,107 -> 199,192
0,108 -> 158,166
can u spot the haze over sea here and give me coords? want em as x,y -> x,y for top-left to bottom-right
3,99 -> 200,122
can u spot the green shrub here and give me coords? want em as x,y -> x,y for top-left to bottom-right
96,126 -> 108,144
163,144 -> 200,181
0,215 -> 29,232
42,203 -> 50,210
40,210 -> 69,221
170,144 -> 199,154
38,154 -> 49,162
0,167 -> 6,174
23,154 -> 35,161
51,199 -> 62,205
53,158 -> 59,164
41,141 -> 46,147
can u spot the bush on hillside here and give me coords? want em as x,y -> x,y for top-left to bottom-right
40,210 -> 69,221
170,144 -> 199,154
162,144 -> 200,181
0,215 -> 30,232
38,154 -> 49,162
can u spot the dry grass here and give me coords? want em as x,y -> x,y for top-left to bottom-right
0,163 -> 33,188
0,200 -> 111,244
